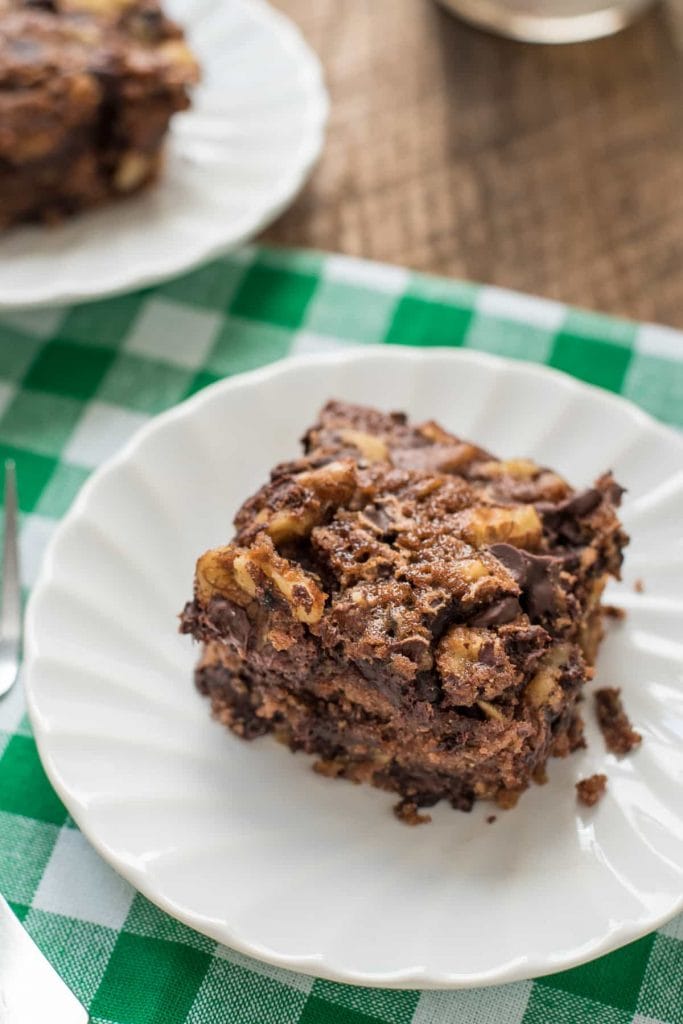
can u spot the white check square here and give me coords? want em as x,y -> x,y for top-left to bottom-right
62,401 -> 150,468
476,286 -> 566,332
289,331 -> 359,355
635,323 -> 683,361
125,298 -> 221,369
32,828 -> 135,930
412,982 -> 532,1024
0,307 -> 65,339
323,254 -> 410,294
20,515 -> 57,589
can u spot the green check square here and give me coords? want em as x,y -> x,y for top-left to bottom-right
0,811 -> 60,903
549,331 -> 632,393
305,280 -> 398,343
229,263 -> 318,328
0,735 -> 68,825
561,308 -> 636,346
311,980 -> 419,1023
97,353 -> 192,414
300,995 -> 384,1024
187,958 -> 308,1024
34,462 -> 90,519
185,370 -> 221,398
24,909 -> 119,1009
385,294 -> 473,347
8,901 -> 29,922
0,445 -> 56,512
465,314 -> 555,363
624,351 -> 683,429
537,933 -> 655,1012
549,309 -> 635,394
124,894 -> 215,953
158,259 -> 249,312
0,327 -> 43,383
0,390 -> 82,457
57,292 -> 148,348
522,985 -> 631,1024
206,317 -> 292,376
90,932 -> 211,1024
23,342 -> 115,401
637,934 -> 683,1024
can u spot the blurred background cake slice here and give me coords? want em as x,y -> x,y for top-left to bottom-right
0,0 -> 198,229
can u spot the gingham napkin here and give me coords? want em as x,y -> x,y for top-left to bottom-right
0,246 -> 681,1024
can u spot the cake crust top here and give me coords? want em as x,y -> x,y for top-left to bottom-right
189,400 -> 627,711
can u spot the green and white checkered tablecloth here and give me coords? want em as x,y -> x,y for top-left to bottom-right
0,246 -> 681,1024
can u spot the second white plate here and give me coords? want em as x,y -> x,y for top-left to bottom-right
0,0 -> 328,308
25,348 -> 683,988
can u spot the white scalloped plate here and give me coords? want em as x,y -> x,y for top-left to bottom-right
25,348 -> 683,989
0,0 -> 327,308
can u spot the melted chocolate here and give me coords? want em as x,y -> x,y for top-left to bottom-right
470,596 -> 522,627
490,543 -> 561,619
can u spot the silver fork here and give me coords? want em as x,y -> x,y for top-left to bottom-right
0,459 -> 21,696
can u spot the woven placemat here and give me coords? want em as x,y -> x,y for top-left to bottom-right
0,246 -> 681,1024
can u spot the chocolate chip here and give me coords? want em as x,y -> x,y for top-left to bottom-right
207,598 -> 250,652
538,487 -> 602,544
470,596 -> 522,627
562,488 -> 602,518
490,543 -> 560,619
391,443 -> 473,474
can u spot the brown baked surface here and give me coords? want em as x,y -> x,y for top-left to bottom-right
181,400 -> 628,820
0,0 -> 198,228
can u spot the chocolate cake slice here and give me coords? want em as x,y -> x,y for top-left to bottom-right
181,401 -> 628,821
0,0 -> 198,229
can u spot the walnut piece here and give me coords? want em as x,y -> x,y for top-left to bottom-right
114,152 -> 154,192
338,428 -> 389,463
197,537 -> 326,624
461,505 -> 542,549
195,546 -> 249,607
475,458 -> 540,480
477,699 -> 506,721
524,644 -> 571,710
437,626 -> 484,674
259,460 -> 357,544
417,420 -> 460,445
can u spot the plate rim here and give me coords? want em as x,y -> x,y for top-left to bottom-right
24,346 -> 683,989
0,0 -> 329,310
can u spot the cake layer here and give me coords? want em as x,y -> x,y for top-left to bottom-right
181,401 -> 627,819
